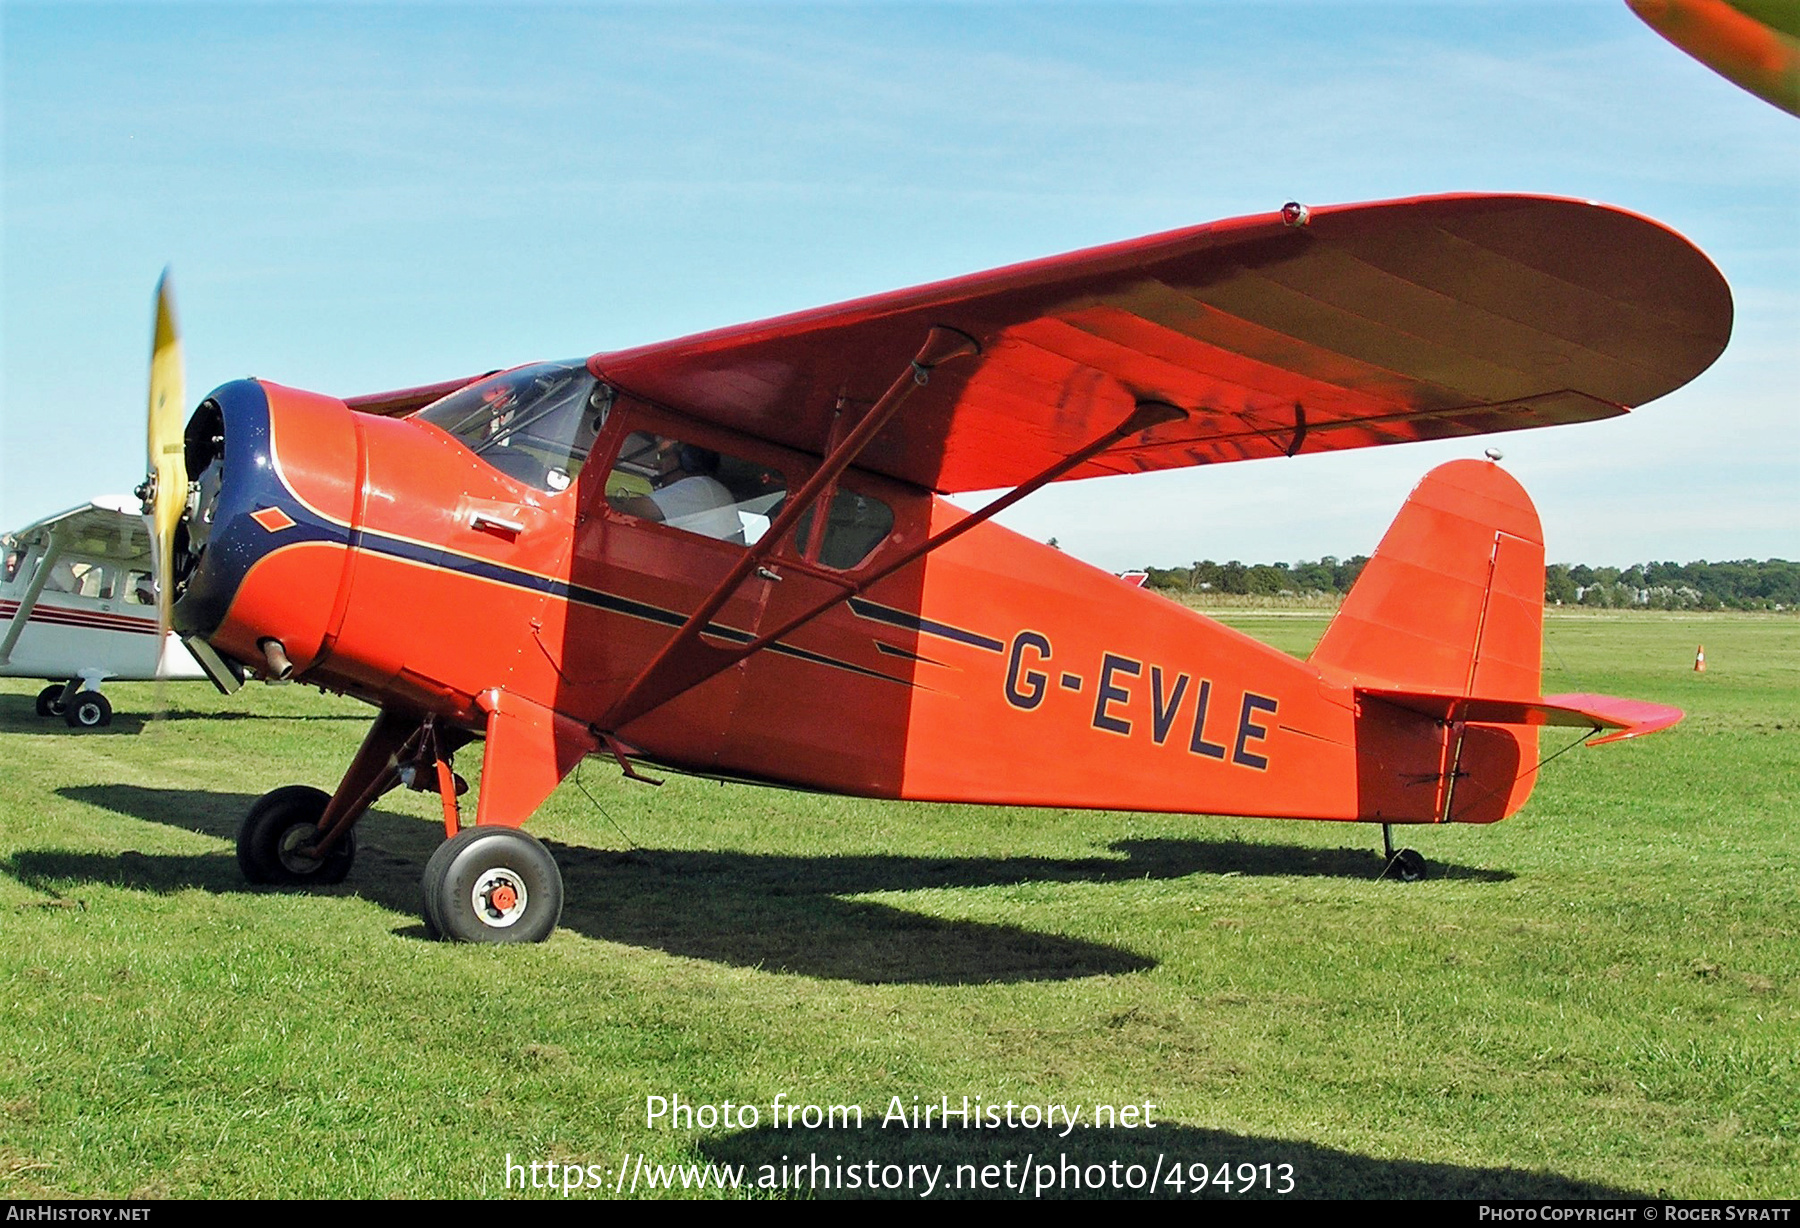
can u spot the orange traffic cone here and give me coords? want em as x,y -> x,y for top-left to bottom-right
1694,645 -> 1706,673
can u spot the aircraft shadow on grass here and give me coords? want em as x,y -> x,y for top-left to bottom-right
697,1121 -> 1644,1200
22,784 -> 1507,985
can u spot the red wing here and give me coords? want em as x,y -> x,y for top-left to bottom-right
591,194 -> 1732,494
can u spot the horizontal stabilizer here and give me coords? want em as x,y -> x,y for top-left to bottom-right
1359,686 -> 1683,746
1541,692 -> 1685,745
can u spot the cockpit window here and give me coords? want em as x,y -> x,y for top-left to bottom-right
606,432 -> 787,546
415,362 -> 611,493
792,489 -> 895,570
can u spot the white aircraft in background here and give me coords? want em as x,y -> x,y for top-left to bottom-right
1,496 -> 212,727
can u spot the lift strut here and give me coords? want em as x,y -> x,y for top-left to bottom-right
599,327 -> 1186,732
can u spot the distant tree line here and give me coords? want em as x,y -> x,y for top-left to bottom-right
1543,561 -> 1799,610
1142,557 -> 1370,598
1142,557 -> 1799,611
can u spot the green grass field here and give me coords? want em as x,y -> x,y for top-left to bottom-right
1,611 -> 1794,1199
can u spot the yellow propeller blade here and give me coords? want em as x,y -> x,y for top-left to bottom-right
147,270 -> 187,652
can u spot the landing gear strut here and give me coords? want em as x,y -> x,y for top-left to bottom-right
1382,823 -> 1426,882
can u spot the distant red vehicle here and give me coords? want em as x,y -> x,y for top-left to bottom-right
143,194 -> 1730,942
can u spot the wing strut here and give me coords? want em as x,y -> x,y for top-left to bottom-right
0,524 -> 71,666
599,371 -> 1185,733
599,326 -> 979,730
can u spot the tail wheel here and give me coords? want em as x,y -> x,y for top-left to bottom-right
1389,848 -> 1427,882
237,785 -> 356,886
422,826 -> 562,944
64,691 -> 112,729
34,685 -> 66,718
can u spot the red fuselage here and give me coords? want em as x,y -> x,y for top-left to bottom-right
174,373 -> 1541,833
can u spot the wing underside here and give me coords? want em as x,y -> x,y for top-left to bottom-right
588,194 -> 1732,493
5,499 -> 150,563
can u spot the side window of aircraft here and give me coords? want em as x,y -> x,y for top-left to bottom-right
605,432 -> 788,547
792,489 -> 895,571
54,560 -> 112,599
415,362 -> 612,494
124,571 -> 154,605
2,548 -> 20,584
42,557 -> 75,594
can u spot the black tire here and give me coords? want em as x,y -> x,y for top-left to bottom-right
236,785 -> 355,886
34,685 -> 66,718
63,691 -> 112,729
420,835 -> 455,941
424,826 -> 562,944
1390,848 -> 1427,883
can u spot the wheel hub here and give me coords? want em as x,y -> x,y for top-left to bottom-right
472,868 -> 528,928
276,824 -> 325,874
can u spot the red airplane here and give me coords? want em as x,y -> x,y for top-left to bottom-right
142,194 -> 1731,942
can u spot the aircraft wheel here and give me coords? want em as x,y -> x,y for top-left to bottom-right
424,826 -> 562,944
237,785 -> 355,886
34,685 -> 66,718
1389,848 -> 1427,882
64,691 -> 112,729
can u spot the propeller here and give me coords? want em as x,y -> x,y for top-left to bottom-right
144,270 -> 187,670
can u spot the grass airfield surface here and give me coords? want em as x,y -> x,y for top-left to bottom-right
0,611 -> 1793,1199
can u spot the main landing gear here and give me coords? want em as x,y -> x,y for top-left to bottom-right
233,709 -> 566,944
35,682 -> 112,729
1382,824 -> 1427,882
237,785 -> 356,885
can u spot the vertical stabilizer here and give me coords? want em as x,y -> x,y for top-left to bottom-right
1311,459 -> 1544,701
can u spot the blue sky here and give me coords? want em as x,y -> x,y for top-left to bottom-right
3,1 -> 1795,569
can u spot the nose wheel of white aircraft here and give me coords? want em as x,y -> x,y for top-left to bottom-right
421,826 -> 563,944
237,785 -> 357,886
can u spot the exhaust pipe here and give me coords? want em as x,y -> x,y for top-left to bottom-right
259,638 -> 294,681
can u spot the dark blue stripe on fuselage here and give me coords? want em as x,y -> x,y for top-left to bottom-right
336,515 -> 906,685
351,527 -> 903,685
847,596 -> 1005,653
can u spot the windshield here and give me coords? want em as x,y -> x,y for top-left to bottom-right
415,362 -> 610,492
